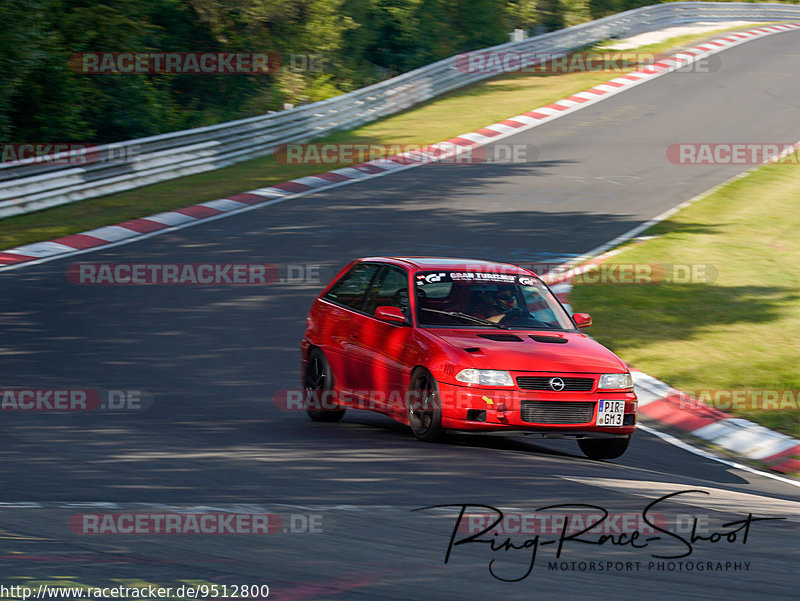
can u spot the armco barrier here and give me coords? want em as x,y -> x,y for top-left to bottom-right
2,2 -> 800,219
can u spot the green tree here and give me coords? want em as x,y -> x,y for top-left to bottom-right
0,0 -> 90,141
0,0 -> 657,145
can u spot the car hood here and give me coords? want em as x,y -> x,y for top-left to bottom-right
426,328 -> 627,373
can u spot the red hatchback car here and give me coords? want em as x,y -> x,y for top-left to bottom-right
300,257 -> 637,459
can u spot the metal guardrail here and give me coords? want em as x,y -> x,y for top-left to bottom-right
2,2 -> 799,219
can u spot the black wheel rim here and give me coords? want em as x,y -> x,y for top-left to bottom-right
409,373 -> 435,435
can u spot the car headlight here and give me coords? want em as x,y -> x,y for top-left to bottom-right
455,369 -> 514,387
598,373 -> 634,390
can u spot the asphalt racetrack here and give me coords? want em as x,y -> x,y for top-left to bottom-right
1,28 -> 800,601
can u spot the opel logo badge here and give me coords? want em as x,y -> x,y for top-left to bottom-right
549,377 -> 565,391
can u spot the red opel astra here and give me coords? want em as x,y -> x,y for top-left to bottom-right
300,257 -> 637,459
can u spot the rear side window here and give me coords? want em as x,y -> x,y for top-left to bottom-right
364,267 -> 410,316
324,263 -> 381,310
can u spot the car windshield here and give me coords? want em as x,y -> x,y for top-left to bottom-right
414,270 -> 574,330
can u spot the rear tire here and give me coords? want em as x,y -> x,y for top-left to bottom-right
407,369 -> 444,442
304,348 -> 345,423
578,435 -> 631,460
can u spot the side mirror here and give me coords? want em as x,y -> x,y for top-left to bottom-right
572,312 -> 592,328
375,306 -> 407,324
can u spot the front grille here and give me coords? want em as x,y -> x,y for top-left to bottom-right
521,401 -> 595,424
516,376 -> 594,391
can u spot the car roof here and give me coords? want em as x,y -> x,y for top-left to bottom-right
356,256 -> 535,274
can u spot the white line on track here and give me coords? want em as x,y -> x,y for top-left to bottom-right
637,424 -> 800,489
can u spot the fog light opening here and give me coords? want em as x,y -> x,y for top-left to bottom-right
466,409 -> 487,422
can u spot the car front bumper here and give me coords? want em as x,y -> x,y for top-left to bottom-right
437,381 -> 637,435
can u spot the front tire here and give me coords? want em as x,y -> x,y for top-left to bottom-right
578,435 -> 631,460
304,348 -> 345,422
407,369 -> 444,442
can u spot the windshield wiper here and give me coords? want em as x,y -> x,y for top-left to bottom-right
420,307 -> 508,329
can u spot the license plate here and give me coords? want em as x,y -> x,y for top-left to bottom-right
597,400 -> 625,426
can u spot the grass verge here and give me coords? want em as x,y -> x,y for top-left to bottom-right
569,160 -> 800,438
0,24 -> 763,250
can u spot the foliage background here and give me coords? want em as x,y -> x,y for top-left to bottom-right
0,0 -> 736,144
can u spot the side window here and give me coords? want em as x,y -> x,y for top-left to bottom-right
324,263 -> 381,310
365,267 -> 410,316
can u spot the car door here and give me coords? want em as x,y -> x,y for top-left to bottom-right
357,265 -> 418,413
319,262 -> 382,394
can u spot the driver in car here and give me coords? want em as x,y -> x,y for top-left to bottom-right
470,287 -> 521,323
